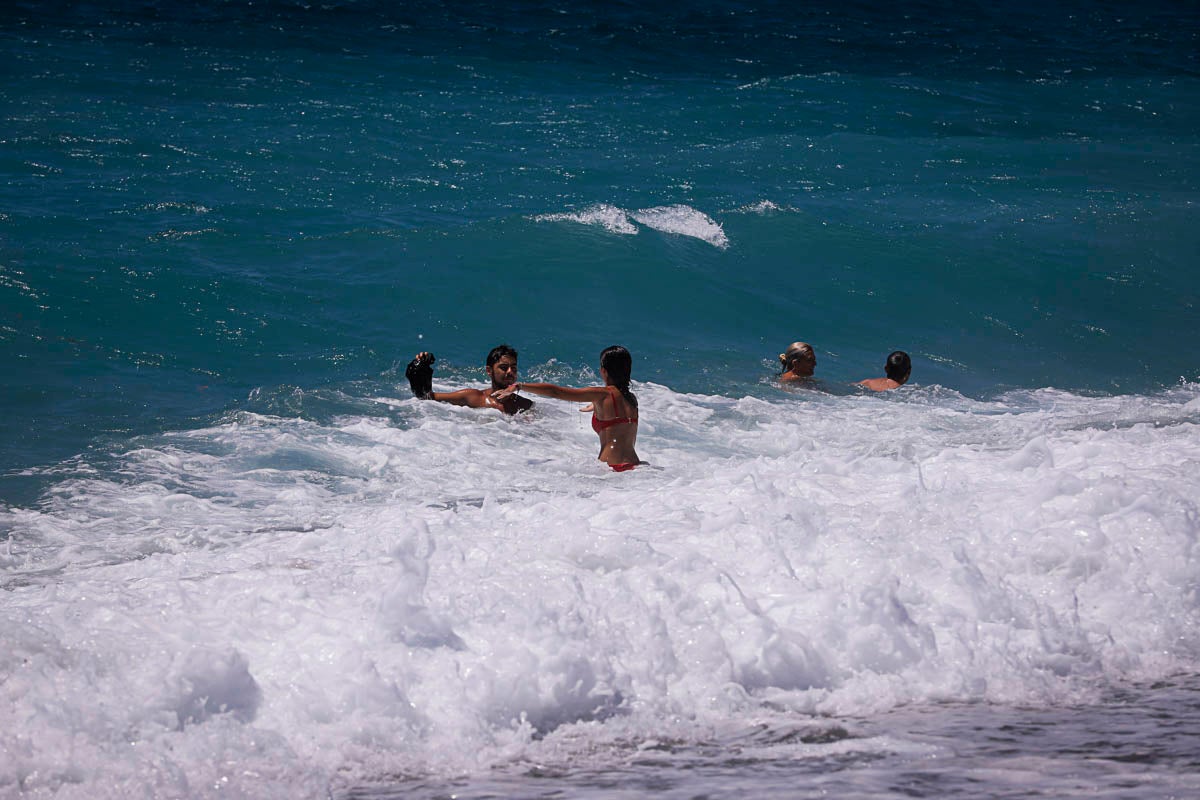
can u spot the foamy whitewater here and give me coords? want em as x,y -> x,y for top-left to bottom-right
536,204 -> 730,248
4,377 -> 1200,797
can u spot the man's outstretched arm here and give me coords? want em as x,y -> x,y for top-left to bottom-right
406,352 -> 491,408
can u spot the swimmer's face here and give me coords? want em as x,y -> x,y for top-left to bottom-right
487,355 -> 518,388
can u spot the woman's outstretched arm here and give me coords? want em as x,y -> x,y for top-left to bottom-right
493,382 -> 609,403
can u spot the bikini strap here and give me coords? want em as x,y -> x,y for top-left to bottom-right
610,385 -> 634,420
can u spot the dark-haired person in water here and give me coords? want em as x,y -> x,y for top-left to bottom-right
779,341 -> 816,383
859,350 -> 912,392
492,345 -> 641,471
405,344 -> 532,415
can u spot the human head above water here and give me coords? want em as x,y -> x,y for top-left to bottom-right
486,344 -> 518,368
779,341 -> 816,375
884,350 -> 912,383
600,345 -> 637,407
485,344 -> 519,389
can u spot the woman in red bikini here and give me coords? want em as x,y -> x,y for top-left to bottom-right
492,345 -> 641,471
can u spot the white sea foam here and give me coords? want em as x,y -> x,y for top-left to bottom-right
3,382 -> 1199,796
630,204 -> 730,248
535,203 -> 730,248
534,204 -> 638,235
735,199 -> 784,214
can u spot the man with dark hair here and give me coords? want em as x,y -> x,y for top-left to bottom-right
859,350 -> 912,392
405,344 -> 533,414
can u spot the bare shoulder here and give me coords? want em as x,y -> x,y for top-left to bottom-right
461,388 -> 492,407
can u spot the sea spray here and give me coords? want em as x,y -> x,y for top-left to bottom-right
4,381 -> 1199,794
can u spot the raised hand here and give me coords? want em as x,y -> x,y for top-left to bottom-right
405,352 -> 436,398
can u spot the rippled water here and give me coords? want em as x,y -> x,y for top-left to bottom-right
348,676 -> 1200,799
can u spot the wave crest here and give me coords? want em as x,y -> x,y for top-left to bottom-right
536,203 -> 729,248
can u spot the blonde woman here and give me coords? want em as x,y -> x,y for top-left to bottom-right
779,341 -> 816,382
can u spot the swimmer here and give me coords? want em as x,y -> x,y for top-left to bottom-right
405,344 -> 533,415
779,341 -> 816,383
858,350 -> 912,392
492,345 -> 640,471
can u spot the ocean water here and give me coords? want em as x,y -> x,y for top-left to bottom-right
2,1 -> 1199,797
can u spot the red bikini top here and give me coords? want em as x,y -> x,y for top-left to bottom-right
591,387 -> 637,432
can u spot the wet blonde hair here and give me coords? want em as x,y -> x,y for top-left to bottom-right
779,341 -> 815,371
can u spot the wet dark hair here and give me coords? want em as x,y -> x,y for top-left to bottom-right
486,344 -> 517,368
884,350 -> 911,383
600,345 -> 637,408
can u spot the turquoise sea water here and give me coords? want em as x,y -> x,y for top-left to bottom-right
2,3 -> 1199,798
4,0 -> 1198,481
